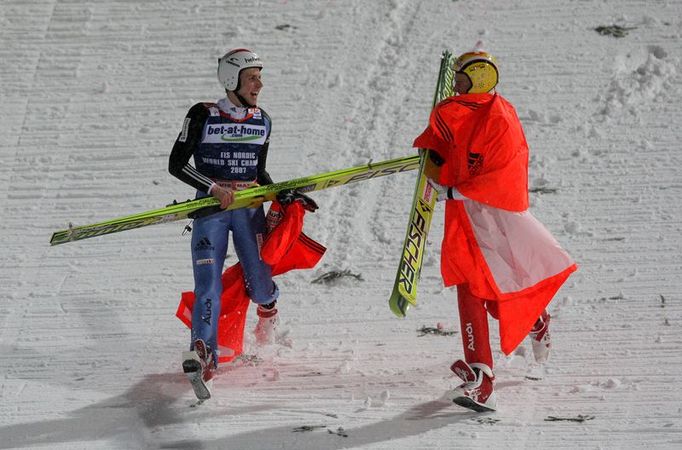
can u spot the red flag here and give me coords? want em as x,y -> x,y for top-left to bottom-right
414,93 -> 576,354
176,201 -> 326,362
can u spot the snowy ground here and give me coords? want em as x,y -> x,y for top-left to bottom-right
1,0 -> 681,448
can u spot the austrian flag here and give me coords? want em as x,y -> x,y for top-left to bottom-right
414,92 -> 577,354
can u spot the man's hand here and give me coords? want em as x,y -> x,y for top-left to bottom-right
427,178 -> 466,201
211,185 -> 235,209
276,189 -> 319,212
427,178 -> 448,201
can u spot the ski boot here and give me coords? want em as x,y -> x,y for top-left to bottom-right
449,359 -> 497,412
529,310 -> 551,363
182,339 -> 215,401
254,301 -> 278,346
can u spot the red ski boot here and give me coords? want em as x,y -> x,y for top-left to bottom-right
529,310 -> 551,363
449,359 -> 497,412
254,302 -> 279,346
182,339 -> 215,401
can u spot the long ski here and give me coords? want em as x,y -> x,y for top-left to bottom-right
50,155 -> 419,246
389,50 -> 455,317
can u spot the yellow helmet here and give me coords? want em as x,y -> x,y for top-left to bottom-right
453,51 -> 499,93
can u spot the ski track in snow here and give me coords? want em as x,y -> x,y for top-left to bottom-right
1,0 -> 682,449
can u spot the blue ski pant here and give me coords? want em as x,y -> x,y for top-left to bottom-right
190,205 -> 278,357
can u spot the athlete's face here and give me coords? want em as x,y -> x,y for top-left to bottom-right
454,72 -> 472,95
237,68 -> 263,106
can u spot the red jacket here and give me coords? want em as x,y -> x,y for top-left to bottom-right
415,93 -> 529,211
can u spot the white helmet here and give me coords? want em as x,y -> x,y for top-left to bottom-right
217,48 -> 263,91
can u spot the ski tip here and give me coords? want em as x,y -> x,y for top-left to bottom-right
397,287 -> 419,308
389,296 -> 411,318
49,232 -> 69,246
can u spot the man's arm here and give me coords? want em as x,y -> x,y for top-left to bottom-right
257,110 -> 273,185
168,103 -> 215,193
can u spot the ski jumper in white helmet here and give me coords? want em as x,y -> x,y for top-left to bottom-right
169,48 -> 277,366
218,48 -> 263,107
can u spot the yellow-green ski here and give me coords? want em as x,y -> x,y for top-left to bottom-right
389,50 -> 455,317
50,155 -> 420,246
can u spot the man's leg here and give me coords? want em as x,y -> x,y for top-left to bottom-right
231,207 -> 280,344
183,211 -> 230,400
456,284 -> 493,368
231,207 -> 278,304
450,284 -> 496,412
190,211 -> 229,360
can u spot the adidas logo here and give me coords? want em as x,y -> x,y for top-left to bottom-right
194,237 -> 214,251
467,151 -> 484,175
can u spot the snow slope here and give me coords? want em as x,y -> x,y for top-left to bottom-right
1,0 -> 681,448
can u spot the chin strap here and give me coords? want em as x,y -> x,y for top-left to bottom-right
234,91 -> 255,108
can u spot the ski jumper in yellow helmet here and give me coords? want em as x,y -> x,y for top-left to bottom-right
453,51 -> 499,94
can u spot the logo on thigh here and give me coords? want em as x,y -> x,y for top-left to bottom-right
465,322 -> 476,351
194,237 -> 214,251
